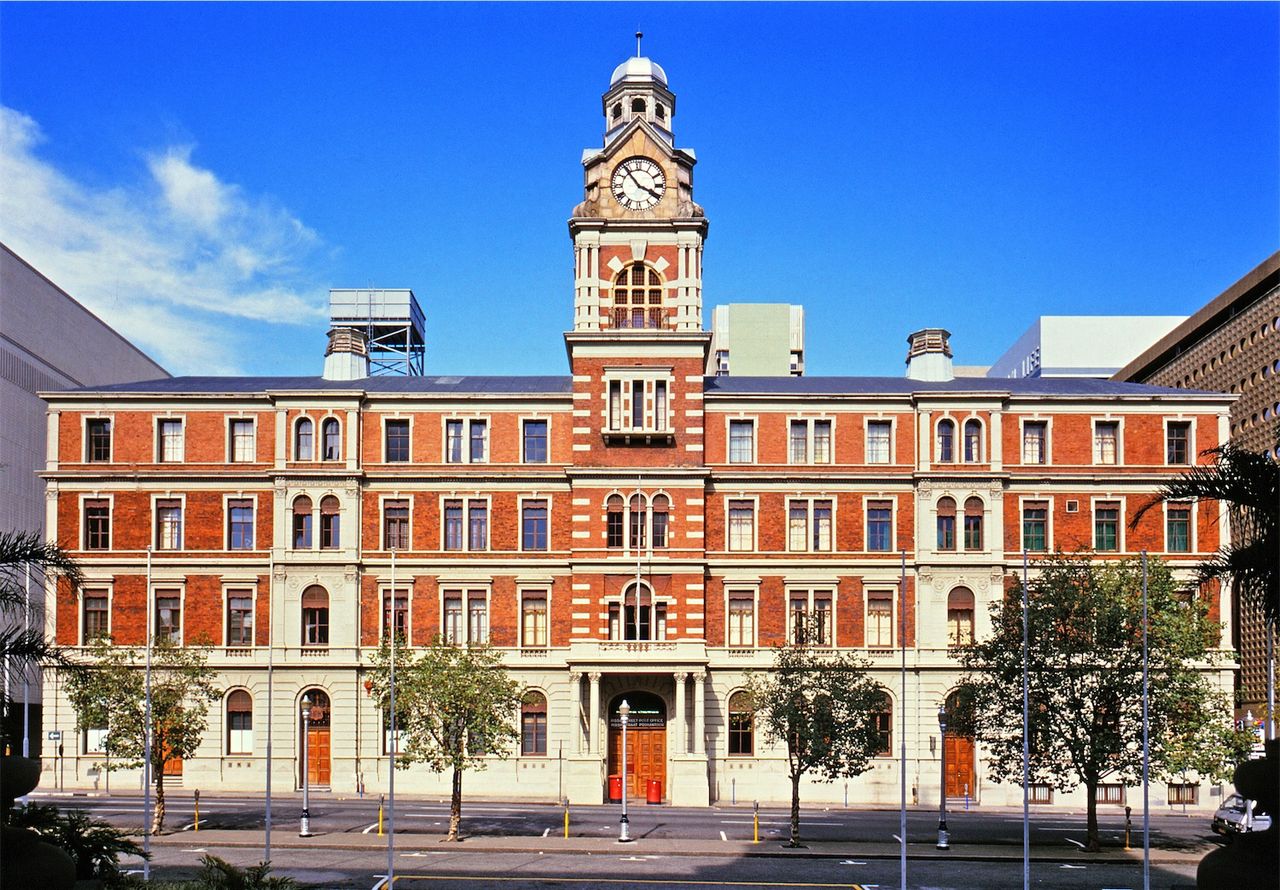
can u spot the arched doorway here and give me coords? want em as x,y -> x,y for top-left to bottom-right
299,689 -> 331,788
943,688 -> 975,800
608,692 -> 667,801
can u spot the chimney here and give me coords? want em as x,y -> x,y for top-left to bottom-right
323,326 -> 369,380
905,328 -> 954,382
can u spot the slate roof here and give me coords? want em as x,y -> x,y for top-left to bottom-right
56,374 -> 1217,398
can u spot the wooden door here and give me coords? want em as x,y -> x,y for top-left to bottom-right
308,726 -> 331,786
163,756 -> 183,776
944,735 -> 975,799
609,728 -> 666,799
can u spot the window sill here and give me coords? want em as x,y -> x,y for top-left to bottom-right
603,430 -> 675,445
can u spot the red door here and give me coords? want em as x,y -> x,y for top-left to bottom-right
609,727 -> 666,800
301,691 -> 332,787
944,735 -> 975,799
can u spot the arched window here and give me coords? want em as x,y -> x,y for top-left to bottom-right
963,420 -> 983,462
611,582 -> 666,641
606,494 -> 624,548
319,496 -> 341,549
936,419 -> 955,462
227,689 -> 253,754
321,418 -> 341,460
631,97 -> 646,113
521,691 -> 548,756
612,263 -> 663,329
291,496 -> 313,549
963,497 -> 984,550
655,103 -> 666,121
947,587 -> 975,646
629,493 -> 647,549
651,494 -> 670,548
301,585 -> 329,646
611,102 -> 622,121
936,497 -> 957,551
872,692 -> 892,755
295,418 -> 314,461
728,691 -> 753,756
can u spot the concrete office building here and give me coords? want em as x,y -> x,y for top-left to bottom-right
988,316 -> 1186,380
708,304 -> 804,376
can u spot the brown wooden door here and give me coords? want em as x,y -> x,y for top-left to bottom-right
944,735 -> 975,799
609,728 -> 666,800
163,755 -> 183,776
307,726 -> 331,786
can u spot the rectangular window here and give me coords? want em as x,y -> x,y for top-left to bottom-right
84,722 -> 108,755
866,591 -> 893,647
866,421 -> 892,464
467,595 -> 488,644
155,499 -> 183,551
813,500 -> 832,551
158,419 -> 184,462
608,381 -> 623,430
727,500 -> 754,551
522,500 -> 549,551
445,419 -> 463,463
84,499 -> 110,550
963,512 -> 983,551
607,506 -> 624,548
652,509 -> 668,548
469,420 -> 488,462
1094,421 -> 1119,464
302,601 -> 328,646
320,501 -> 340,550
293,507 -> 312,550
82,592 -> 109,642
813,594 -> 832,646
727,595 -> 754,647
444,499 -> 464,550
382,591 -> 409,642
443,596 -> 464,644
86,418 -> 111,462
867,500 -> 892,552
1023,501 -> 1049,552
226,594 -> 254,646
788,501 -> 808,551
227,498 -> 254,550
1166,503 -> 1191,553
383,499 -> 409,550
872,710 -> 892,755
521,706 -> 547,756
789,595 -> 808,644
386,419 -> 411,462
631,380 -> 645,429
228,706 -> 253,755
654,381 -> 667,432
523,420 -> 548,463
813,420 -> 832,464
1022,421 -> 1047,465
1094,502 -> 1120,552
229,419 -> 255,462
1167,422 -> 1191,465
728,420 -> 753,463
468,500 -> 488,550
521,596 -> 548,647
937,514 -> 956,551
789,421 -> 808,463
155,593 -> 181,644
629,505 -> 647,550
1167,783 -> 1198,805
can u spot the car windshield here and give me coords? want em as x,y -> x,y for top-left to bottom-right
1222,795 -> 1245,811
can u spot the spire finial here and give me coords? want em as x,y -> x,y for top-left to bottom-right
636,31 -> 643,57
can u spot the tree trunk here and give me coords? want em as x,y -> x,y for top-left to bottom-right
1084,777 -> 1099,852
446,766 -> 463,841
152,766 -> 166,835
788,772 -> 802,847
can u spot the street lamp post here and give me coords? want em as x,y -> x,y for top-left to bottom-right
299,696 -> 312,837
937,705 -> 950,850
618,699 -> 631,843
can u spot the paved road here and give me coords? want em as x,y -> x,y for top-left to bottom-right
35,790 -> 1218,851
131,845 -> 1200,890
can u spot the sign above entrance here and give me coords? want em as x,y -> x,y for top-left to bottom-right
610,705 -> 666,729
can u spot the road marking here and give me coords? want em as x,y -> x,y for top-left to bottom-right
404,813 -> 525,820
542,827 -> 551,838
840,860 -> 867,865
362,822 -> 380,834
1059,864 -> 1086,869
183,848 -> 207,853
720,820 -> 841,827
720,830 -> 728,841
178,822 -> 196,832
891,834 -> 903,843
390,876 -> 877,887
1065,837 -> 1086,848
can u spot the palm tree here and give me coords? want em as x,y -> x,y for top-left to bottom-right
1,530 -> 80,741
1132,437 -> 1278,627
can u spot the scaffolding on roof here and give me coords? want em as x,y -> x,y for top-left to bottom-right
328,288 -> 425,376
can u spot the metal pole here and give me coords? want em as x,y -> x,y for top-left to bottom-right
1021,551 -> 1029,890
937,708 -> 949,849
899,549 -> 907,890
22,562 -> 30,758
388,549 -> 397,885
1141,552 -> 1150,890
143,547 -> 153,881
300,698 -> 311,836
634,477 -> 643,641
618,700 -> 631,842
265,554 -> 274,863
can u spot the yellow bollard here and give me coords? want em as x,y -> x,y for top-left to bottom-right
1124,805 -> 1132,850
563,798 -> 570,839
193,790 -> 200,832
378,795 -> 385,836
752,800 -> 760,844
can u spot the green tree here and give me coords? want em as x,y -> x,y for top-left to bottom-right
958,553 -> 1238,851
64,638 -> 219,834
744,619 -> 888,847
1133,437 -> 1279,627
366,637 -> 522,841
0,530 -> 80,749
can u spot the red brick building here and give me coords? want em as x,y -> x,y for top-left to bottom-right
41,52 -> 1236,809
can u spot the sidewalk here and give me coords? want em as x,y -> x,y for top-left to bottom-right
144,828 -> 1210,865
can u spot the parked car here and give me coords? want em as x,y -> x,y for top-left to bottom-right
1211,794 -> 1273,835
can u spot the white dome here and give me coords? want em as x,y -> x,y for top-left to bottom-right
609,56 -> 668,87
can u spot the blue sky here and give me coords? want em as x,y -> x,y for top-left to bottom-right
2,2 -> 1276,377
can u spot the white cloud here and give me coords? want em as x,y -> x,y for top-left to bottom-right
0,106 -> 329,374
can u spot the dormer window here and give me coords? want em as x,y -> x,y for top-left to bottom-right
612,263 -> 664,329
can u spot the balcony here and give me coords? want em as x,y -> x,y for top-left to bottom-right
567,639 -> 707,667
611,308 -> 666,330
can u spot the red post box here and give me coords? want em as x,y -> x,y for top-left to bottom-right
608,774 -> 622,802
646,779 -> 662,804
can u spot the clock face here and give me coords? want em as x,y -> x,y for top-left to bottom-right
611,157 -> 666,211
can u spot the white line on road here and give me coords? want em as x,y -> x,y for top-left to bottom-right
178,823 -> 195,832
1065,837 -> 1086,848
1060,864 -> 1086,869
719,830 -> 727,841
362,822 -> 379,835
892,834 -> 903,843
543,827 -> 551,838
840,860 -> 868,865
182,848 -> 207,853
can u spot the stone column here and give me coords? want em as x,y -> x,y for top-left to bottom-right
588,672 -> 602,755
693,671 -> 706,755
673,672 -> 689,754
568,672 -> 583,754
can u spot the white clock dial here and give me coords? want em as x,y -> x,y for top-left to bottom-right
610,157 -> 666,211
